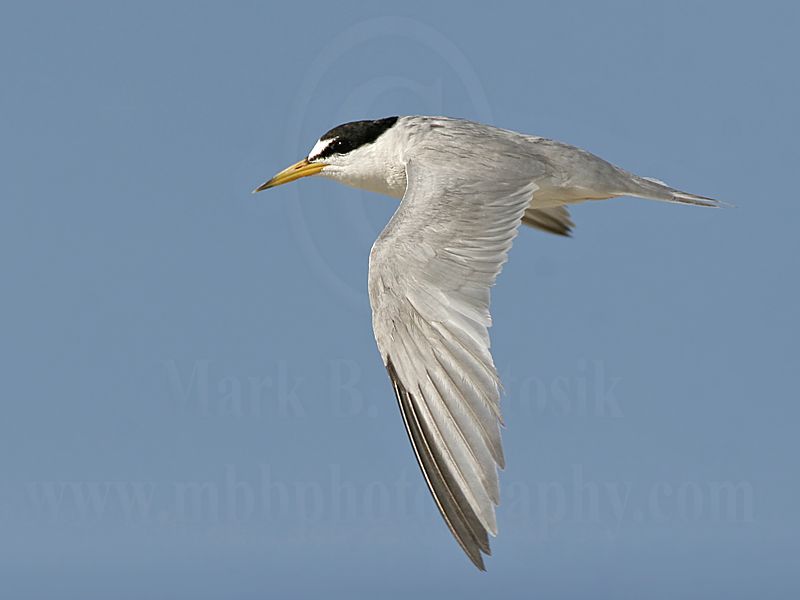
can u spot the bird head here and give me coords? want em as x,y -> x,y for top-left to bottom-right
253,117 -> 403,195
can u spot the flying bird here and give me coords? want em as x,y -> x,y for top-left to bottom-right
254,116 -> 719,569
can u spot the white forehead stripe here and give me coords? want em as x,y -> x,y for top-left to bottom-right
307,137 -> 335,160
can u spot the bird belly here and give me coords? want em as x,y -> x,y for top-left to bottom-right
530,186 -> 616,208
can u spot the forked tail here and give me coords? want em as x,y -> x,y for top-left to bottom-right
624,175 -> 725,208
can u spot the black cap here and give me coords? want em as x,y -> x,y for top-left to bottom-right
313,117 -> 399,159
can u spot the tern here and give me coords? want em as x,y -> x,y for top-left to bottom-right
254,116 -> 719,569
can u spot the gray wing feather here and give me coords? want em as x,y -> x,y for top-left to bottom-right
368,152 -> 538,569
387,358 -> 490,570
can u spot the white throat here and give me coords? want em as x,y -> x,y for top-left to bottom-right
316,132 -> 407,199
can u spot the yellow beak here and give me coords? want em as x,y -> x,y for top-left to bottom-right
252,158 -> 327,193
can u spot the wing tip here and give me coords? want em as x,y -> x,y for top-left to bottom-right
386,356 -> 494,571
521,207 -> 575,237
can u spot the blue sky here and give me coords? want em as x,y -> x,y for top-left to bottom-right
2,1 -> 798,598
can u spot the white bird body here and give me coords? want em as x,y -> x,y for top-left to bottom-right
256,115 -> 719,569
311,117 -> 716,235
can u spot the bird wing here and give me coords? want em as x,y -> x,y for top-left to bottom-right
522,205 -> 574,237
368,157 -> 538,569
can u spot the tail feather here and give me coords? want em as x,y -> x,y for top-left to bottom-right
626,175 -> 725,208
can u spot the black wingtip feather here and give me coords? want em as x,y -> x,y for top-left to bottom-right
521,215 -> 572,236
521,207 -> 575,237
386,357 -> 491,571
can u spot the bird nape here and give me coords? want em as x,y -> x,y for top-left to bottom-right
254,115 -> 721,569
